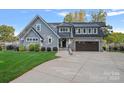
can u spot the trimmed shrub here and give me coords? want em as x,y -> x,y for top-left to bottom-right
120,46 -> 124,51
19,45 -> 25,52
41,47 -> 46,51
29,44 -> 35,51
53,47 -> 58,51
14,46 -> 19,51
47,47 -> 51,51
29,44 -> 40,52
113,46 -> 118,51
34,44 -> 40,52
6,45 -> 14,50
102,46 -> 106,51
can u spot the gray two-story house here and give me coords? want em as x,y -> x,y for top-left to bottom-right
18,15 -> 106,51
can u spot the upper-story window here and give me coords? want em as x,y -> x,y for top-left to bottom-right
82,28 -> 86,34
65,28 -> 68,32
87,28 -> 93,34
89,28 -> 91,34
76,28 -> 81,34
75,28 -> 98,35
77,28 -> 81,34
93,28 -> 98,34
59,27 -> 70,32
60,28 -> 63,32
36,24 -> 41,31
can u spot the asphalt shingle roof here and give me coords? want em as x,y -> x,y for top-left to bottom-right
48,22 -> 106,28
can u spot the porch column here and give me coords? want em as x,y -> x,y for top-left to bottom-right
60,40 -> 62,47
68,39 -> 71,44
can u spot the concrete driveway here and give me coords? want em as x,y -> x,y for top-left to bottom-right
11,51 -> 124,83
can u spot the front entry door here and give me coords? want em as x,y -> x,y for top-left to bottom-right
59,38 -> 66,48
62,38 -> 66,48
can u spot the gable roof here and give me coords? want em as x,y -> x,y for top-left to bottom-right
18,15 -> 60,38
21,27 -> 44,40
32,27 -> 44,40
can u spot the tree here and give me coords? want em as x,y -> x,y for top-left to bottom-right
64,10 -> 86,22
64,13 -> 73,23
104,32 -> 124,44
77,10 -> 86,22
103,25 -> 113,37
0,25 -> 16,42
91,9 -> 113,38
91,9 -> 107,22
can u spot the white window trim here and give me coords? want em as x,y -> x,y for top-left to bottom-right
26,37 -> 39,42
36,24 -> 41,31
88,28 -> 92,34
75,28 -> 99,35
85,28 -> 89,34
83,28 -> 87,34
48,36 -> 52,44
93,28 -> 98,34
59,27 -> 70,33
74,28 -> 99,35
76,28 -> 82,34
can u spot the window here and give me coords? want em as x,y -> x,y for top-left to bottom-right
83,29 -> 86,34
27,38 -> 29,41
78,29 -> 81,33
59,27 -> 70,32
76,28 -> 81,34
89,28 -> 92,34
87,28 -> 92,34
49,38 -> 51,43
36,38 -> 38,41
93,28 -> 98,34
60,28 -> 63,32
30,38 -> 32,41
48,36 -> 52,44
65,28 -> 68,32
26,37 -> 38,42
36,24 -> 41,31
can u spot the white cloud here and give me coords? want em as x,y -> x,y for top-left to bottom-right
15,31 -> 19,36
44,9 -> 52,12
113,28 -> 124,33
86,14 -> 90,17
57,11 -> 69,17
111,9 -> 122,11
107,10 -> 124,16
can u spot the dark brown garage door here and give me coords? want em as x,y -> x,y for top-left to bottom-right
76,41 -> 99,51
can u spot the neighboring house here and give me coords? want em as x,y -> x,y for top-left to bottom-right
18,15 -> 106,51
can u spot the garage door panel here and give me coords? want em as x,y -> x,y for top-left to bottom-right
76,41 -> 99,51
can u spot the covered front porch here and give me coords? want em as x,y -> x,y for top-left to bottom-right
59,38 -> 73,48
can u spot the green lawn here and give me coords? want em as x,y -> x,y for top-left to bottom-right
0,51 -> 57,83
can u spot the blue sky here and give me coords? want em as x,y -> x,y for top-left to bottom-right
0,9 -> 124,35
